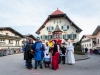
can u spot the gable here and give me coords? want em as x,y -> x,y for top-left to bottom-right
36,9 -> 82,34
39,17 -> 78,35
92,25 -> 100,35
0,30 -> 20,37
0,27 -> 23,38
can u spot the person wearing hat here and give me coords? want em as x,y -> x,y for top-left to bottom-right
60,42 -> 66,64
51,40 -> 60,70
32,37 -> 45,69
24,38 -> 34,69
66,39 -> 75,65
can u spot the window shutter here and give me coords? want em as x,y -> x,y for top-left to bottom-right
45,35 -> 47,40
41,36 -> 42,40
50,35 -> 52,39
67,34 -> 70,39
52,27 -> 54,30
67,26 -> 69,29
61,26 -> 63,30
74,34 -> 76,39
47,27 -> 48,31
63,35 -> 65,39
70,34 -> 72,39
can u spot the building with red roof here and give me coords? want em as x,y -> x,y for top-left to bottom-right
36,8 -> 82,43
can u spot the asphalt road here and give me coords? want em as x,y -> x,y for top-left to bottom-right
0,54 -> 100,75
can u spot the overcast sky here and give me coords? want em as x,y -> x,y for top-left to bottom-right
0,0 -> 100,39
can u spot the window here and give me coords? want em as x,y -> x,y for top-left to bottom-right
59,20 -> 62,23
41,36 -> 42,39
45,35 -> 48,40
67,34 -> 71,39
16,41 -> 19,45
98,39 -> 99,44
0,39 -> 5,41
90,44 -> 91,46
47,26 -> 54,31
61,25 -> 69,31
9,40 -> 13,44
63,35 -> 68,39
73,34 -> 76,39
48,35 -> 52,40
54,20 -> 55,24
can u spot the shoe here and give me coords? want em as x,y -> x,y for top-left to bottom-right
45,66 -> 47,68
40,66 -> 43,69
63,62 -> 65,64
35,67 -> 37,69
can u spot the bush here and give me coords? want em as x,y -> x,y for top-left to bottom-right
74,41 -> 85,55
74,50 -> 85,55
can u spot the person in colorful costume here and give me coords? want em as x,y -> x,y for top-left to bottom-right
51,40 -> 60,70
44,42 -> 51,68
33,37 -> 45,69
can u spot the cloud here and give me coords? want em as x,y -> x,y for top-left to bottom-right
0,0 -> 100,40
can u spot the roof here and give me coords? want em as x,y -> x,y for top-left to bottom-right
53,25 -> 62,32
80,35 -> 96,42
24,34 -> 36,40
51,9 -> 65,15
0,27 -> 24,38
92,25 -> 100,35
0,34 -> 21,40
36,9 -> 82,34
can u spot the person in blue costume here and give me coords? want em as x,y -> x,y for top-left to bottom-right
32,37 -> 45,69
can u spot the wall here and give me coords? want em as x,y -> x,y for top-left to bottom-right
0,30 -> 23,48
81,36 -> 93,52
96,31 -> 100,48
39,17 -> 80,43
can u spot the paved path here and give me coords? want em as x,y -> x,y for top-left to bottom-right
0,54 -> 100,75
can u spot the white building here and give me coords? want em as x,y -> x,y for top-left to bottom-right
80,35 -> 96,52
36,9 -> 82,43
80,25 -> 100,51
0,27 -> 24,49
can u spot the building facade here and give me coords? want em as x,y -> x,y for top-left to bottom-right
0,27 -> 24,49
36,9 -> 82,43
81,25 -> 100,51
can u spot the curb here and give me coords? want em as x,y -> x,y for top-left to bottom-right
75,56 -> 90,61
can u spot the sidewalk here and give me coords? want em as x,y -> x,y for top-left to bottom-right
75,54 -> 90,61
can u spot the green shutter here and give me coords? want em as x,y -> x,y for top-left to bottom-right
47,27 -> 48,31
67,26 -> 69,29
74,34 -> 76,39
51,35 -> 52,39
41,36 -> 42,39
73,34 -> 75,39
52,27 -> 54,30
67,34 -> 70,39
70,34 -> 73,39
45,35 -> 47,40
63,35 -> 65,39
61,26 -> 63,30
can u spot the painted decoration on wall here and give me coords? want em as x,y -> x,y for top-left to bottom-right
48,31 -> 51,34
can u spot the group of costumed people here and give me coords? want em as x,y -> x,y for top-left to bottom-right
22,37 -> 75,70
